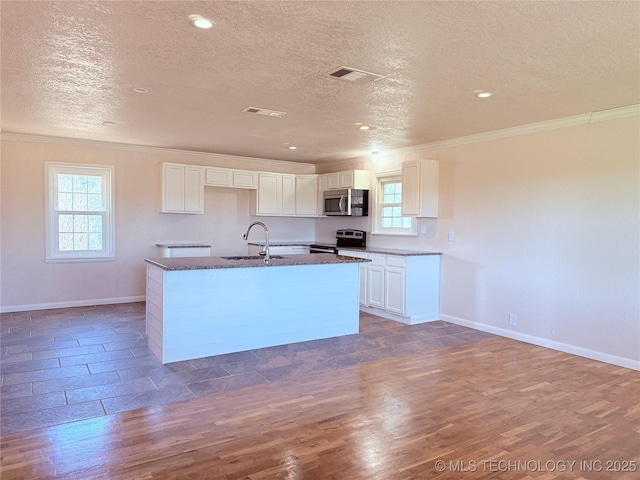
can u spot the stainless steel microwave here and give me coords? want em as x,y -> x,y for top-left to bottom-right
322,189 -> 369,216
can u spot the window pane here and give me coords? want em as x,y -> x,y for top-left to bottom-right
394,193 -> 402,203
58,215 -> 73,233
87,176 -> 102,194
392,218 -> 402,228
58,193 -> 73,211
382,218 -> 391,228
73,233 -> 88,250
72,176 -> 88,193
392,207 -> 401,217
384,184 -> 395,195
87,194 -> 103,211
382,206 -> 393,216
88,233 -> 103,250
59,233 -> 74,251
88,215 -> 103,232
58,174 -> 73,193
73,215 -> 88,232
72,193 -> 88,210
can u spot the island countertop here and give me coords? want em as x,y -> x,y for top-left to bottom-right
144,253 -> 369,271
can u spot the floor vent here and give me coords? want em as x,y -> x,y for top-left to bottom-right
242,107 -> 287,118
325,66 -> 385,85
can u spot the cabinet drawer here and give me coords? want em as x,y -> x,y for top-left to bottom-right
385,256 -> 406,268
368,254 -> 384,266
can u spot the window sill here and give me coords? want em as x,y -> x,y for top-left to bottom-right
45,256 -> 116,263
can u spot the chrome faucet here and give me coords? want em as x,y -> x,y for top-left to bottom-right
242,221 -> 270,263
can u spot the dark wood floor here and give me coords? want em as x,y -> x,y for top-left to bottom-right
1,302 -> 491,435
1,315 -> 639,479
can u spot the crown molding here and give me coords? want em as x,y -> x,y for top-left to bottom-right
416,104 -> 639,153
2,104 -> 637,169
0,132 -> 315,172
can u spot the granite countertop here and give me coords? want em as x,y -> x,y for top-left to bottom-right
337,246 -> 442,256
144,253 -> 369,271
156,242 -> 212,248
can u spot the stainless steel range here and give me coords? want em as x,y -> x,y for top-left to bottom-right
336,229 -> 366,249
309,229 -> 366,254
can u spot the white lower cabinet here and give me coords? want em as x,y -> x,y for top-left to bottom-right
366,256 -> 385,309
339,249 -> 441,324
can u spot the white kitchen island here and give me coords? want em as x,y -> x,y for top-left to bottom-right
144,254 -> 367,364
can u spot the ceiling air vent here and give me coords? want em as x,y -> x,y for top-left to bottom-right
242,107 -> 287,118
325,66 -> 385,85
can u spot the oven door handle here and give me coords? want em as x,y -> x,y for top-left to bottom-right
339,195 -> 345,215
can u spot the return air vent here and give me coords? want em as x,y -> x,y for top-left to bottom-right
325,66 -> 385,85
242,107 -> 287,118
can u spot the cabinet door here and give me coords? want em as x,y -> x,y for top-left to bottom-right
339,171 -> 354,188
401,160 -> 421,216
326,173 -> 341,189
162,164 -> 185,212
256,173 -> 281,215
205,167 -> 232,187
233,170 -> 257,189
184,166 -> 204,213
359,263 -> 367,306
401,159 -> 438,217
281,174 -> 296,216
385,267 -> 406,315
367,265 -> 385,309
295,175 -> 318,216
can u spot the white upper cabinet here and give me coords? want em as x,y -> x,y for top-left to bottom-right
321,170 -> 370,190
205,167 -> 257,189
281,174 -> 296,216
251,172 -> 282,216
295,175 -> 318,216
401,159 -> 439,217
251,173 -> 319,217
161,163 -> 204,214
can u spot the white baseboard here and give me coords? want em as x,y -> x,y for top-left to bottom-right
1,296 -> 146,313
360,306 -> 440,325
440,314 -> 640,371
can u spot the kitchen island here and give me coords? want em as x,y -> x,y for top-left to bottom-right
144,254 -> 368,364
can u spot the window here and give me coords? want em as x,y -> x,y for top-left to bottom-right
373,172 -> 416,235
46,163 -> 114,262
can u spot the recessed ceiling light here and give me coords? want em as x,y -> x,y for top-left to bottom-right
132,87 -> 149,94
359,125 -> 370,131
288,146 -> 297,150
370,151 -> 381,163
476,91 -> 492,98
101,121 -> 116,125
188,14 -> 214,29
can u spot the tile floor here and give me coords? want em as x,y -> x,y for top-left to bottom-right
0,302 -> 493,435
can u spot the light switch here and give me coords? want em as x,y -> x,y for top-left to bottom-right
420,224 -> 427,234
448,230 -> 456,242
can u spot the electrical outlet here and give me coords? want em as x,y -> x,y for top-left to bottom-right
448,230 -> 456,242
509,313 -> 518,326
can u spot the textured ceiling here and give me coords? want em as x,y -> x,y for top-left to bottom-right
2,1 -> 639,164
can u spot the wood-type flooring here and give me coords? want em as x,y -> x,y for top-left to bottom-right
2,326 -> 639,479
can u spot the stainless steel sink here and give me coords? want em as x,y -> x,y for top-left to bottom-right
220,255 -> 284,260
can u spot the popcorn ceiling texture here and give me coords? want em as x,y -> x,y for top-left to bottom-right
2,1 -> 639,163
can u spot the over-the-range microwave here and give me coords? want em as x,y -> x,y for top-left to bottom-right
322,189 -> 369,216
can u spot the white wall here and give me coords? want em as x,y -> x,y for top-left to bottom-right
0,138 -> 315,311
316,114 -> 640,368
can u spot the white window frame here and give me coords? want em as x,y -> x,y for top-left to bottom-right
372,171 -> 417,236
45,162 -> 115,262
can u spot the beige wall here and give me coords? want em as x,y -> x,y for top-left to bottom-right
317,114 -> 640,366
2,113 -> 638,367
0,139 -> 315,310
